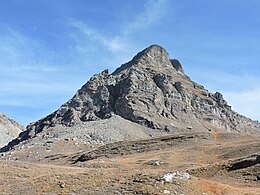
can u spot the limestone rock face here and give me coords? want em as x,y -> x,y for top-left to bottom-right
3,44 -> 259,151
0,112 -> 24,147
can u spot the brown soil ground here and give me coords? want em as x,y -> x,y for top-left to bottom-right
0,131 -> 260,194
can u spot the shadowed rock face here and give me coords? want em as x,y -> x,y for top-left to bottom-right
228,154 -> 260,171
2,44 -> 259,151
0,112 -> 24,147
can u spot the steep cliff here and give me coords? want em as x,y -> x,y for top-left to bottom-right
2,45 -> 259,151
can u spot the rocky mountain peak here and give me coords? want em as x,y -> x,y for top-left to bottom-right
21,45 -> 260,133
2,44 -> 259,152
131,44 -> 170,64
113,44 -> 175,75
135,44 -> 170,61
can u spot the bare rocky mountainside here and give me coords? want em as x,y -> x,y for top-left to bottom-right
1,45 -> 260,194
0,112 -> 24,148
26,45 -> 260,132
2,44 -> 259,152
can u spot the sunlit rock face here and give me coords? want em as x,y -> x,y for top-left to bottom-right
0,112 -> 24,147
3,44 -> 259,151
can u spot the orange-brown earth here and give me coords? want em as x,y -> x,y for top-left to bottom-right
0,130 -> 259,194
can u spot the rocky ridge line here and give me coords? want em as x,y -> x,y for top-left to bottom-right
2,44 -> 259,152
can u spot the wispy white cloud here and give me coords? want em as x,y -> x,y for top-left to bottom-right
70,21 -> 129,53
69,0 -> 169,56
0,28 -> 87,109
0,31 -> 34,66
7,28 -> 26,45
123,0 -> 169,35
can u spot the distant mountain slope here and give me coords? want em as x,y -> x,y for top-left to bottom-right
0,112 -> 24,147
2,45 -> 259,152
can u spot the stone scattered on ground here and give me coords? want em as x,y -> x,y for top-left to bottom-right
1,45 -> 260,194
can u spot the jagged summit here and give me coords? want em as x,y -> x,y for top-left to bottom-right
2,44 -> 259,152
126,44 -> 170,64
113,44 -> 175,75
131,44 -> 170,65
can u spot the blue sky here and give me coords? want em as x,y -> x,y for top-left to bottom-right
0,0 -> 260,125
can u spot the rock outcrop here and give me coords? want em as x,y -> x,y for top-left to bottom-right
2,44 -> 259,151
0,112 -> 24,147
